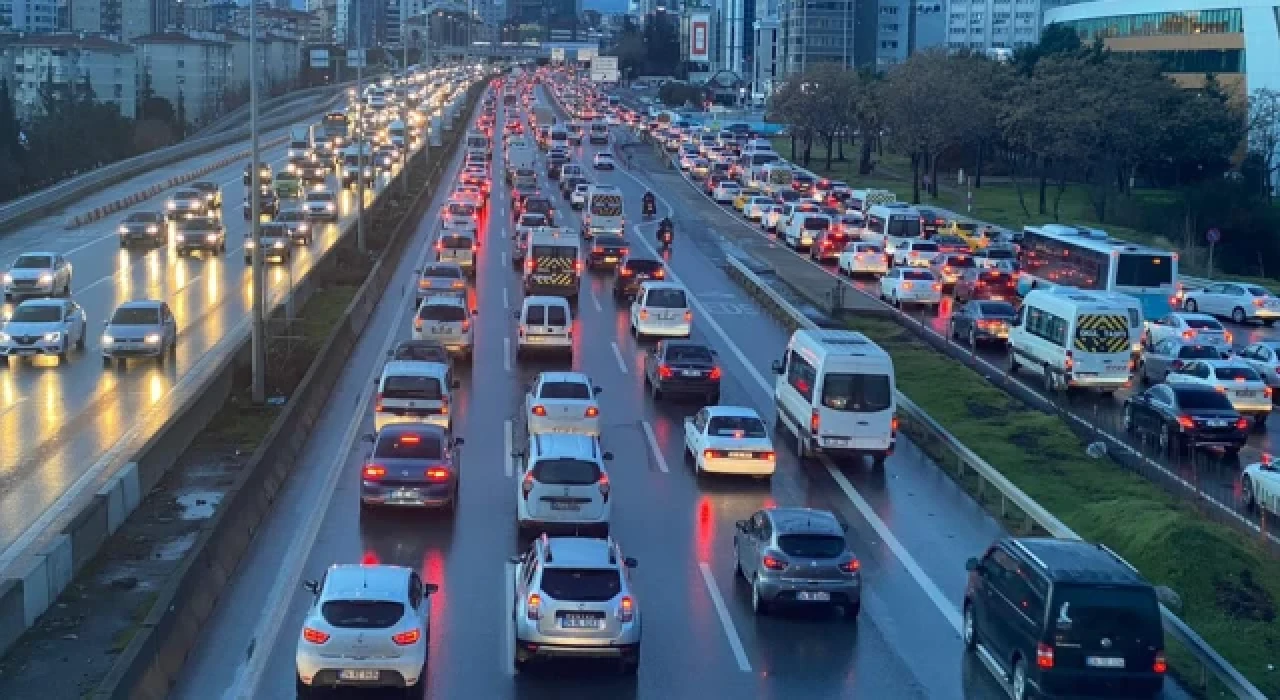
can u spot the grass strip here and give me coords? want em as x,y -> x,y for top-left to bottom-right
846,315 -> 1279,698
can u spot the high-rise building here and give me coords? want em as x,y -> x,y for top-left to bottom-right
874,0 -> 908,66
508,0 -> 580,26
2,0 -> 60,32
945,0 -> 1043,52
906,1 -> 945,53
777,0 -> 877,76
336,0 -> 385,46
713,0 -> 754,76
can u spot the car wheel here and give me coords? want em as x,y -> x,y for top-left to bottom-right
1183,298 -> 1198,312
962,603 -> 977,650
1159,425 -> 1174,453
1011,659 -> 1029,700
968,328 -> 977,349
750,576 -> 769,615
1232,307 -> 1247,324
1243,476 -> 1258,512
156,350 -> 166,367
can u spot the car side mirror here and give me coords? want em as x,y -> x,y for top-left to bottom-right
734,520 -> 748,533
602,451 -> 614,460
303,580 -> 319,594
771,360 -> 784,375
452,437 -> 465,447
424,583 -> 439,595
965,557 -> 980,572
361,433 -> 375,442
593,386 -> 603,395
623,557 -> 638,569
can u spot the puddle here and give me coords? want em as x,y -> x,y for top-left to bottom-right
175,491 -> 223,520
151,532 -> 199,561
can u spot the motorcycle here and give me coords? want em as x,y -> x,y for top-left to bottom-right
658,227 -> 673,252
643,200 -> 656,220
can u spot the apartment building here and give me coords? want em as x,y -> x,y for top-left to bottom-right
6,33 -> 137,120
777,0 -> 879,76
2,0 -> 60,32
945,0 -> 1043,51
134,31 -> 231,124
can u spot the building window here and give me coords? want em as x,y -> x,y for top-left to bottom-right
1055,9 -> 1243,41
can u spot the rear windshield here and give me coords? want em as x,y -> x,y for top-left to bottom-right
887,217 -> 921,238
547,305 -> 568,325
392,343 -> 447,362
448,203 -> 475,216
777,534 -> 845,559
1174,388 -> 1233,410
855,244 -> 882,253
277,210 -> 306,222
1247,287 -> 1270,297
983,249 -> 1015,260
911,242 -> 939,252
375,433 -> 444,459
1185,318 -> 1222,330
821,373 -> 892,412
978,302 -> 1016,316
903,270 -> 933,281
382,375 -> 442,400
520,215 -> 546,226
945,256 -> 975,268
419,305 -> 466,322
306,193 -> 333,203
525,200 -> 552,214
422,265 -> 461,279
1214,366 -> 1260,381
645,289 -> 687,308
540,381 -> 591,400
1050,585 -> 1161,639
667,345 -> 713,363
441,235 -> 472,249
532,245 -> 577,259
532,458 -> 600,485
1178,345 -> 1220,359
802,217 -> 830,231
628,260 -> 664,274
539,569 -> 621,603
321,601 -> 404,629
707,416 -> 767,438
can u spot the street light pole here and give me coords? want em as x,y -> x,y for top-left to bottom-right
249,0 -> 266,404
402,20 -> 410,196
356,0 -> 367,253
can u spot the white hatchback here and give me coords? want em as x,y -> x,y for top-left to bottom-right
880,268 -> 942,309
525,371 -> 602,437
683,406 -> 776,478
838,242 -> 888,277
630,282 -> 692,340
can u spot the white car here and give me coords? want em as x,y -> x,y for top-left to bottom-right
304,190 -> 338,221
630,281 -> 692,339
838,242 -> 888,277
711,182 -> 741,204
514,432 -> 613,536
1165,359 -> 1272,424
570,184 -> 589,209
441,201 -> 478,231
592,152 -> 616,170
879,268 -> 942,309
1241,455 -> 1280,518
295,564 -> 437,696
743,196 -> 773,221
3,252 -> 72,299
1182,282 -> 1280,326
682,406 -> 776,478
412,295 -> 475,360
762,205 -> 785,232
678,152 -> 699,171
1238,341 -> 1280,389
0,298 -> 87,364
892,240 -> 942,268
524,371 -> 602,437
1144,312 -> 1232,356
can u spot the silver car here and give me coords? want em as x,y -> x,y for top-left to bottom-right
244,223 -> 293,265
101,300 -> 177,368
510,535 -> 640,674
415,263 -> 466,305
732,507 -> 862,620
4,252 -> 72,299
273,208 -> 313,245
0,298 -> 87,364
435,232 -> 476,276
165,189 -> 209,220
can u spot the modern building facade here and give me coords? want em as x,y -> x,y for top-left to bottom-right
2,0 -> 60,32
7,33 -> 137,119
777,0 -> 877,76
906,0 -> 945,53
945,0 -> 1043,52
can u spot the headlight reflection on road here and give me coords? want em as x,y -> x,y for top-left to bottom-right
206,258 -> 219,301
149,374 -> 165,405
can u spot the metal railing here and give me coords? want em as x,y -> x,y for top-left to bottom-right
724,253 -> 1267,700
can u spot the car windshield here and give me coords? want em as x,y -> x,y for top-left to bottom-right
9,305 -> 61,323
181,219 -> 219,231
777,534 -> 845,558
520,215 -> 546,226
912,242 -> 939,252
422,264 -> 462,279
645,289 -> 687,308
539,569 -> 621,603
666,345 -> 713,363
126,213 -> 161,223
375,432 -> 444,459
802,217 -> 830,231
449,203 -> 475,217
320,601 -> 404,629
419,304 -> 466,322
306,193 -> 332,203
382,375 -> 442,400
945,256 -> 975,268
532,458 -> 600,485
707,416 -> 767,438
12,255 -> 52,269
1178,345 -> 1221,359
627,260 -> 664,274
539,381 -> 591,400
1185,318 -> 1222,330
1214,366 -> 1260,381
277,210 -> 305,221
821,373 -> 892,412
1247,287 -> 1270,297
111,307 -> 159,325
1174,388 -> 1233,410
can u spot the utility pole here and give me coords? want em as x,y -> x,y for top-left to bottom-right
402,19 -> 410,196
250,0 -> 266,405
356,0 -> 367,253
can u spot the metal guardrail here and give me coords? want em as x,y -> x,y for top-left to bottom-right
723,253 -> 1267,700
0,88 -> 344,233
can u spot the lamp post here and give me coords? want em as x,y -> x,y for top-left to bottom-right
356,0 -> 367,253
250,0 -> 266,404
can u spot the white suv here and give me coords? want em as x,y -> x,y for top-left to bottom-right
514,433 -> 614,537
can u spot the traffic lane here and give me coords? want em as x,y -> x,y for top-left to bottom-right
171,119 -> 477,700
0,161 -> 388,552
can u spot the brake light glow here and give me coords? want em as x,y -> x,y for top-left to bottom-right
684,310 -> 693,322
598,472 -> 611,500
392,628 -> 421,645
1154,651 -> 1167,674
585,405 -> 599,418
440,398 -> 449,415
425,467 -> 449,481
932,283 -> 942,292
892,416 -> 899,434
1036,643 -> 1054,669
709,366 -> 722,380
521,469 -> 535,499
1225,331 -> 1233,344
762,555 -> 787,571
1063,350 -> 1074,372
374,392 -> 383,412
302,627 -> 330,644
653,268 -> 665,278
1182,330 -> 1195,340
400,435 -> 420,444
902,282 -> 913,290
526,593 -> 541,620
362,465 -> 386,480
574,260 -> 583,274
462,319 -> 471,332
839,559 -> 861,573
657,364 -> 673,379
1177,415 -> 1195,430
639,309 -> 649,320
1236,417 -> 1249,430
810,409 -> 820,435
620,267 -> 633,276
531,404 -> 547,416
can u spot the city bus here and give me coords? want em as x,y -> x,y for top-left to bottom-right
1016,224 -> 1179,320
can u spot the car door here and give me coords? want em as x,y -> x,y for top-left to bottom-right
68,302 -> 85,343
1142,385 -> 1175,434
685,407 -> 707,454
981,548 -> 1027,665
953,302 -> 974,337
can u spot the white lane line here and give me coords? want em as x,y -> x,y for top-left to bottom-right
697,562 -> 752,673
590,289 -> 603,312
503,562 -> 517,674
617,165 -> 965,632
501,251 -> 507,267
610,341 -> 628,374
504,419 -> 515,478
640,420 -> 669,473
502,286 -> 509,310
503,336 -> 512,373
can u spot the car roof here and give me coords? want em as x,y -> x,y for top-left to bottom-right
767,507 -> 844,537
542,537 -> 616,569
640,281 -> 684,292
322,564 -> 410,600
1010,537 -> 1149,587
703,405 -> 761,420
421,294 -> 466,307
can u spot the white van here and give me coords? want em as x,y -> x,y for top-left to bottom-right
865,203 -> 923,254
374,360 -> 460,432
1048,287 -> 1145,355
783,212 -> 831,251
770,329 -> 897,468
516,296 -> 574,360
1008,289 -> 1135,393
630,281 -> 692,339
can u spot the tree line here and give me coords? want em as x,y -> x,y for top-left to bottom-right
768,26 -> 1280,279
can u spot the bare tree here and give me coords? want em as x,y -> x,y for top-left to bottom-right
1247,88 -> 1280,202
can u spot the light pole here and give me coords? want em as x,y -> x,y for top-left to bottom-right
356,0 -> 367,253
250,0 -> 266,404
402,21 -> 410,196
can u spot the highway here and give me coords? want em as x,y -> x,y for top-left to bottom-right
170,87 -> 1191,700
0,105 -> 394,568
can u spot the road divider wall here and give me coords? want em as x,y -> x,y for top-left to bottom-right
0,89 -> 342,234
723,253 -> 1266,700
88,81 -> 487,700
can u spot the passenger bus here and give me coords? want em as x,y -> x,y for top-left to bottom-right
1016,224 -> 1178,320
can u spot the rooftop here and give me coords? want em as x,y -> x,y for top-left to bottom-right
10,33 -> 132,52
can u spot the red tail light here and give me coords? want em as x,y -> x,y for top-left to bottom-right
892,416 -> 899,434
435,240 -> 443,251
620,247 -> 629,256
932,283 -> 942,292
302,627 -> 330,644
618,595 -> 634,622
526,592 -> 541,619
472,244 -> 478,253
598,472 -> 611,500
1036,643 -> 1054,669
392,628 -> 421,645
657,364 -> 673,379
839,559 -> 861,573
902,282 -> 913,290
639,309 -> 649,320
593,246 -> 603,253
1225,331 -> 1234,344
584,406 -> 599,418
524,259 -> 534,274
684,310 -> 693,322
1182,330 -> 1195,340
439,398 -> 449,416
374,392 -> 383,412
425,467 -> 449,481
414,318 -> 423,331
521,469 -> 535,499
709,366 -> 722,380
531,404 -> 547,416
653,268 -> 665,278
1235,417 -> 1249,430
810,409 -> 820,434
574,260 -> 583,274
1177,415 -> 1195,430
1153,651 -> 1167,674
1063,350 -> 1074,372
762,555 -> 787,571
362,465 -> 386,480
620,267 -> 633,276
462,319 -> 471,332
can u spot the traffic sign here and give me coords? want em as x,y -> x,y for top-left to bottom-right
1206,228 -> 1221,244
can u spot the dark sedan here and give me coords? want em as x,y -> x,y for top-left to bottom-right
808,230 -> 852,263
949,301 -> 1016,347
586,235 -> 629,270
517,197 -> 554,225
359,424 -> 464,511
917,208 -> 945,237
613,255 -> 667,300
643,341 -> 722,403
387,339 -> 454,385
953,269 -> 1017,303
1123,384 -> 1247,457
560,175 -> 587,200
118,211 -> 168,248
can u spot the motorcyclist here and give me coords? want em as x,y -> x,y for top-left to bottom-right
642,191 -> 656,216
657,216 -> 674,245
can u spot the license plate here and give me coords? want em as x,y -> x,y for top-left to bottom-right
681,370 -> 702,377
431,326 -> 447,334
1238,391 -> 1257,398
728,451 -> 753,459
560,615 -> 601,629
796,591 -> 830,602
392,489 -> 417,499
1208,419 -> 1228,427
823,437 -> 849,447
1086,656 -> 1126,669
339,669 -> 380,681
603,256 -> 617,262
550,501 -> 581,511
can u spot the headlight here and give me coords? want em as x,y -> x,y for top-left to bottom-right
298,223 -> 309,231
245,240 -> 255,248
206,233 -> 218,242
167,201 -> 176,209
175,234 -> 185,241
43,331 -> 61,343
38,273 -> 53,284
326,203 -> 335,211
2,274 -> 11,285
118,226 -> 128,234
144,333 -> 161,344
0,333 -> 9,343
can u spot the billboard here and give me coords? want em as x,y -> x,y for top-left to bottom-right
309,49 -> 329,68
551,47 -> 565,62
689,13 -> 710,62
590,56 -> 619,83
576,47 -> 598,63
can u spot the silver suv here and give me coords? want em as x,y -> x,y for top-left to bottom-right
514,432 -> 613,536
732,507 -> 863,620
509,534 -> 640,674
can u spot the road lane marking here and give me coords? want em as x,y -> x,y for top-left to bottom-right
504,419 -> 514,478
698,562 -> 752,673
610,341 -> 628,374
504,336 -> 512,373
502,286 -> 509,310
640,420 -> 669,473
590,289 -> 603,312
500,251 -> 506,267
504,561 -> 517,674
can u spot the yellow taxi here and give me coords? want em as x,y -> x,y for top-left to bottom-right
733,187 -> 761,211
945,220 -> 993,250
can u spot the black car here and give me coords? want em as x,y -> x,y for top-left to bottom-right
949,300 -> 1016,347
387,339 -> 454,385
1123,384 -> 1247,456
118,211 -> 168,248
560,175 -> 587,199
964,537 -> 1167,700
511,186 -> 539,213
954,269 -> 1017,303
546,153 -> 568,179
243,162 -> 272,186
613,255 -> 667,300
917,208 -> 945,237
643,341 -> 722,404
244,189 -> 279,219
520,197 -> 555,226
586,235 -> 628,270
